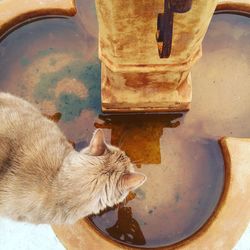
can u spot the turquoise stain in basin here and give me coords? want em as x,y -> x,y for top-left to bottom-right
56,93 -> 85,121
33,52 -> 101,121
56,60 -> 101,121
20,57 -> 30,66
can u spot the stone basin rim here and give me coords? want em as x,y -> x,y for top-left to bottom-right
216,1 -> 250,16
0,15 -> 72,42
0,0 -> 76,39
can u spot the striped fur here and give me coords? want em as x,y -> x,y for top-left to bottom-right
0,93 -> 146,224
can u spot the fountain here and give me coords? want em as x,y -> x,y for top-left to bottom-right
0,0 -> 249,249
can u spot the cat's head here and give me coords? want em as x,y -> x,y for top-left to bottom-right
81,129 -> 147,214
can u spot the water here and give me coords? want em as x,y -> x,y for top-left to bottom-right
89,113 -> 225,248
0,2 -> 249,248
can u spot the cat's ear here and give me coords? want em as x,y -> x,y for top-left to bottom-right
89,129 -> 107,156
121,172 -> 147,191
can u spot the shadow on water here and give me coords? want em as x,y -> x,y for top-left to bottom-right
90,190 -> 146,246
106,206 -> 146,246
95,113 -> 183,167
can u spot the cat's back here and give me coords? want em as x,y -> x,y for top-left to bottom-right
0,92 -> 40,133
0,94 -> 73,222
0,92 -> 38,111
0,93 -> 71,176
0,93 -> 61,138
0,93 -> 72,200
0,92 -> 71,150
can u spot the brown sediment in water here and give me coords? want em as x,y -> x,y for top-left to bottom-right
0,2 -> 249,248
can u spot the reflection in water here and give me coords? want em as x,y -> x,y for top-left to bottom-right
91,192 -> 146,246
95,114 -> 183,167
106,206 -> 146,246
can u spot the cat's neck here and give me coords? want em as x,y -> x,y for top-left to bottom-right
59,150 -> 96,183
47,150 -> 104,223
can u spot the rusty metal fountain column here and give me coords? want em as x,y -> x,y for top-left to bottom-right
96,0 -> 218,112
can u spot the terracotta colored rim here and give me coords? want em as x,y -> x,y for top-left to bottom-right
0,8 -> 76,40
0,16 -> 70,42
216,2 -> 250,16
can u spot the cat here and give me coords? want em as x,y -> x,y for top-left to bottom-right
0,93 -> 146,224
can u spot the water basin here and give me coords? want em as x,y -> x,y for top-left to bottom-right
0,1 -> 249,248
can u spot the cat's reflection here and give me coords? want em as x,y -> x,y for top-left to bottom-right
106,205 -> 146,245
94,113 -> 183,167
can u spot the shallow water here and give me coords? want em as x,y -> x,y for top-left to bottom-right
0,2 -> 249,248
